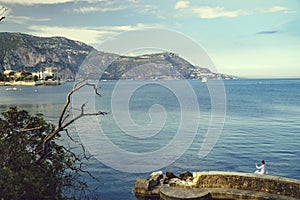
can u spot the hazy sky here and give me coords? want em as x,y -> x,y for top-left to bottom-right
0,0 -> 299,78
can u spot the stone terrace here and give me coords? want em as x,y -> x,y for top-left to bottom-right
133,171 -> 300,200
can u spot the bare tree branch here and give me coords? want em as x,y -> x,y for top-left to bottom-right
0,6 -> 7,15
20,126 -> 43,132
42,80 -> 107,155
64,128 -> 95,166
0,6 -> 7,23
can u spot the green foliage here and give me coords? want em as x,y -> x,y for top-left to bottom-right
45,75 -> 53,81
0,107 -> 91,199
33,75 -> 39,82
20,70 -> 32,77
0,72 -> 6,81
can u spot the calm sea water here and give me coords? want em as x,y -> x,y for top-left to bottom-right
0,79 -> 299,199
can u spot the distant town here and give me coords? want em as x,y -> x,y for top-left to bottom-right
0,67 -> 61,86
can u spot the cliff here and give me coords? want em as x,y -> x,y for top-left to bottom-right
0,32 -> 93,79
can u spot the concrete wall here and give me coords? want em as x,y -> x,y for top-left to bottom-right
193,171 -> 300,199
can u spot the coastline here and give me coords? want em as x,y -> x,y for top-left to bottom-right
0,80 -> 61,86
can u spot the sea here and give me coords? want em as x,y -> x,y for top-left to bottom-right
0,79 -> 299,199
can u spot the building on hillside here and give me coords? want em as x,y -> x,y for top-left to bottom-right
5,67 -> 58,81
3,70 -> 16,78
31,67 -> 58,80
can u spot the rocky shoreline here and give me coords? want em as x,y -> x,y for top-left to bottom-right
133,171 -> 194,199
132,171 -> 300,200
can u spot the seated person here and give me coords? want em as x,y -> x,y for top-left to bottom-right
254,160 -> 268,175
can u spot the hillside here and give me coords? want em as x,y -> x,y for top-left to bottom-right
100,52 -> 215,80
0,32 -> 235,80
0,32 -> 93,79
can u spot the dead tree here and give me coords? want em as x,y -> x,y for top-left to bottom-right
0,6 -> 7,23
42,79 -> 108,156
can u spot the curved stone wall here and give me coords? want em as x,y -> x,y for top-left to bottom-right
133,171 -> 300,199
193,171 -> 300,199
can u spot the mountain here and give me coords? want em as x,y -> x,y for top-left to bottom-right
0,32 -> 93,79
77,51 -> 235,80
102,52 -> 206,80
0,32 -> 235,80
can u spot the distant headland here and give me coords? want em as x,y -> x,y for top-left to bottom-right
0,32 -> 237,82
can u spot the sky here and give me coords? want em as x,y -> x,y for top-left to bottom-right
0,0 -> 299,78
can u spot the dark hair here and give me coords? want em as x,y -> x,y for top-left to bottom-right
261,160 -> 265,164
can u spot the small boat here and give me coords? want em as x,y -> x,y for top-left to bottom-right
5,87 -> 18,91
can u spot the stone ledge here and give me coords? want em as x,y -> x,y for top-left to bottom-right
196,171 -> 300,183
194,171 -> 300,198
133,171 -> 300,199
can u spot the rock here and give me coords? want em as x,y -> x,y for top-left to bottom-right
133,171 -> 165,197
168,178 -> 182,187
179,171 -> 193,181
164,171 -> 179,184
133,178 -> 151,194
132,177 -> 161,198
147,170 -> 164,190
148,171 -> 163,181
166,171 -> 178,179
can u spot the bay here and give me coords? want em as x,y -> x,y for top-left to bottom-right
0,79 -> 299,199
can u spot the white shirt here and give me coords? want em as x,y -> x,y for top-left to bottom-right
256,163 -> 267,174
